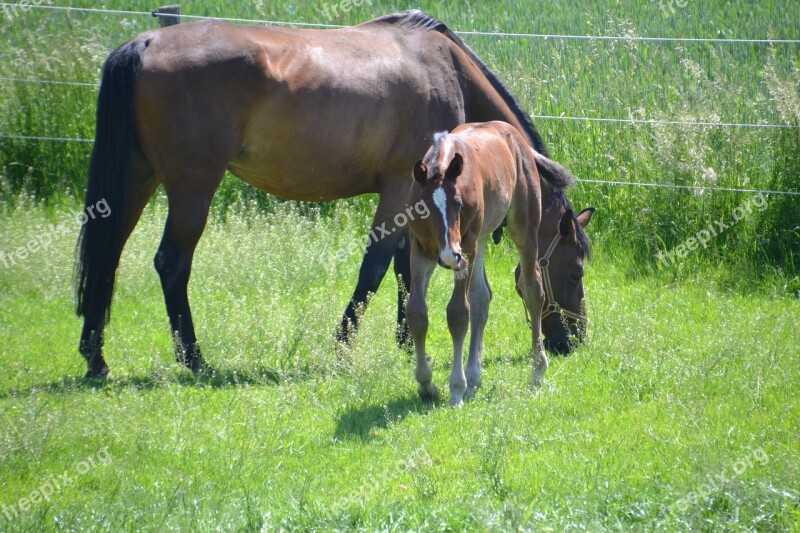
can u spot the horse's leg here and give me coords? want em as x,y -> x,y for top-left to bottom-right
338,187 -> 408,346
393,229 -> 412,350
465,238 -> 491,400
154,176 -> 222,371
79,152 -> 158,378
447,265 -> 472,407
406,238 -> 438,401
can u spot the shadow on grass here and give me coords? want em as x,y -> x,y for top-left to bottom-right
0,365 -> 292,399
333,395 -> 435,442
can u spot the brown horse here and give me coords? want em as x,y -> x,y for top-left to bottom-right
407,121 -> 593,406
76,11 -> 562,378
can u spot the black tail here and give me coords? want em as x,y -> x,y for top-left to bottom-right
75,38 -> 146,320
532,151 -> 577,190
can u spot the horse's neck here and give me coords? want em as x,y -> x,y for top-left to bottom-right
538,178 -> 564,237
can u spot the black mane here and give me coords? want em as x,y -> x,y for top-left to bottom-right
372,10 -> 549,157
374,11 -> 590,256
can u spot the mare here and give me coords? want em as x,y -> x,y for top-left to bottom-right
406,121 -> 593,406
76,10 -> 564,378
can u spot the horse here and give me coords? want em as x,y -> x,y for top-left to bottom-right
406,121 -> 593,406
75,10 -> 563,378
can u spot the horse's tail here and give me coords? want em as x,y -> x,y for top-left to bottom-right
75,38 -> 146,321
532,151 -> 577,190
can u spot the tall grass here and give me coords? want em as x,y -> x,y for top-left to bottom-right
1,0 -> 798,285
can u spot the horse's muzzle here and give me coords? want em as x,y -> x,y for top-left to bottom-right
438,247 -> 467,271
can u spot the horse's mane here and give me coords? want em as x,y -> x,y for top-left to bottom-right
368,11 -> 548,157
370,11 -> 590,256
536,158 -> 592,259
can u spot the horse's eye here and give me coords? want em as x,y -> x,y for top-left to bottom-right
569,271 -> 584,282
455,200 -> 463,212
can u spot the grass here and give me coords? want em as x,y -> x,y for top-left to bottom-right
0,201 -> 798,530
1,0 -> 799,530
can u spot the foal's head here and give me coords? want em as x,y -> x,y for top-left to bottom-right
409,142 -> 471,272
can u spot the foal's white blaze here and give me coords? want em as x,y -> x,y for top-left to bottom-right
433,187 -> 460,269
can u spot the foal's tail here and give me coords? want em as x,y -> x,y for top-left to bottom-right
75,38 -> 147,321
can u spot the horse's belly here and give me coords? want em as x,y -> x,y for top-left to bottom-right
227,151 -> 376,202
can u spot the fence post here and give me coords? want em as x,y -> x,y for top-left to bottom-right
152,5 -> 180,27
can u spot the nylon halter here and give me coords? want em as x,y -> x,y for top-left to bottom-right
537,233 -> 587,324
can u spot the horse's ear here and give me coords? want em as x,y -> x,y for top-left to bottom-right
413,159 -> 427,183
576,207 -> 596,229
559,209 -> 575,237
445,153 -> 463,181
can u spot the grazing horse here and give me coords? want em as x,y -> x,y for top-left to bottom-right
75,10 -> 561,378
406,121 -> 593,406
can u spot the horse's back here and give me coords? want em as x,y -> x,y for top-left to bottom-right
131,17 -> 469,200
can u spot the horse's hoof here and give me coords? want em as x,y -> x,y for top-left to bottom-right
418,383 -> 439,402
190,357 -> 213,374
84,364 -> 109,380
464,386 -> 477,401
449,396 -> 464,408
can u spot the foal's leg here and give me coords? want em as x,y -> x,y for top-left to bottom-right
508,213 -> 548,387
155,176 -> 223,371
447,268 -> 472,407
465,238 -> 491,400
406,238 -> 438,401
515,244 -> 548,387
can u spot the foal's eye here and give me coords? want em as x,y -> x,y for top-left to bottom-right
455,200 -> 463,212
569,271 -> 584,282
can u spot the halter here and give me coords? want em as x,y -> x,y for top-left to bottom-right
524,233 -> 587,326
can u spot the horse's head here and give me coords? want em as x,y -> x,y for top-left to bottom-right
517,206 -> 595,353
410,146 -> 470,272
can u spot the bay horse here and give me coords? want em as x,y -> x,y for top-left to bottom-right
407,121 -> 593,406
76,10 -> 562,378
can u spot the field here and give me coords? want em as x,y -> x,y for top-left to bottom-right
1,0 -> 800,531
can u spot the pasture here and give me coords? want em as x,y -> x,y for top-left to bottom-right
1,0 -> 799,530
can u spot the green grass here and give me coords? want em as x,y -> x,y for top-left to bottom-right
1,1 -> 799,529
1,202 -> 798,530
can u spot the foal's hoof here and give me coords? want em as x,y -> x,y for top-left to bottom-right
418,383 -> 439,402
449,396 -> 464,408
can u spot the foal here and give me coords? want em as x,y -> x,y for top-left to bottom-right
406,121 -> 582,406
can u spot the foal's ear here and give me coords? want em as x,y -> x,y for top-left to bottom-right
559,209 -> 575,237
576,207 -> 596,229
445,153 -> 463,181
413,159 -> 427,183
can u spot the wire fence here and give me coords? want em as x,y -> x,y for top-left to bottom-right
3,3 -> 800,43
1,3 -> 799,197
